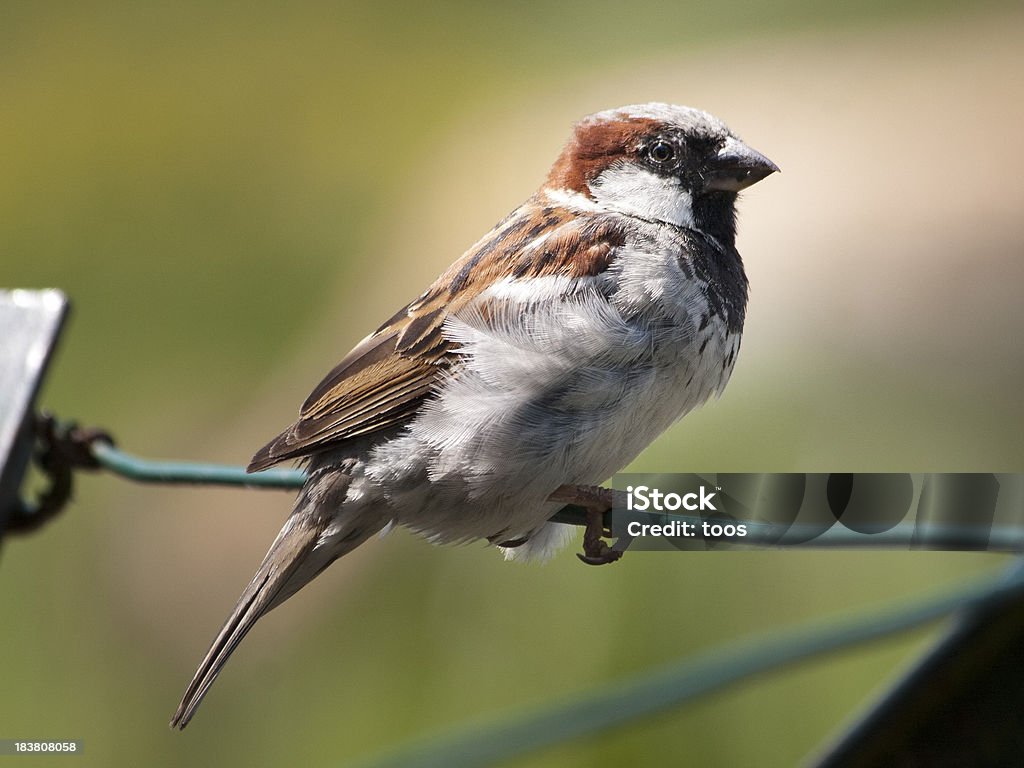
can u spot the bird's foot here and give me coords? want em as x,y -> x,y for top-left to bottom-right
550,484 -> 622,566
490,535 -> 529,548
579,506 -> 622,565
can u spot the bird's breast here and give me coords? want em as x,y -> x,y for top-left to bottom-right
424,246 -> 736,470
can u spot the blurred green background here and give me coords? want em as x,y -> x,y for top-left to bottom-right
3,1 -> 1023,765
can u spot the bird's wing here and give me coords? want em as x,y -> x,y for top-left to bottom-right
246,293 -> 456,472
247,204 -> 625,472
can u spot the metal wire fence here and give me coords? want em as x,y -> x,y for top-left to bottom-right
6,424 -> 1022,766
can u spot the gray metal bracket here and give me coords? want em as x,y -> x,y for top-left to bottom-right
0,289 -> 70,549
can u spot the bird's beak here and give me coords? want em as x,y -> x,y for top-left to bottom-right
704,136 -> 780,192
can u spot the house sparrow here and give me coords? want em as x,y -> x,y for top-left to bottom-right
170,102 -> 777,728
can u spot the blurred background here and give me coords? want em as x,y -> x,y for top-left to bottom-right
2,1 -> 1023,765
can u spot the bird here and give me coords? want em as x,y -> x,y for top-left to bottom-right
170,102 -> 777,728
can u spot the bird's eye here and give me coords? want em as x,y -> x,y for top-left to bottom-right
647,140 -> 677,165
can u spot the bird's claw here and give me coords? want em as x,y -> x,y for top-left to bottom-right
577,547 -> 622,566
579,506 -> 622,565
549,483 -> 623,565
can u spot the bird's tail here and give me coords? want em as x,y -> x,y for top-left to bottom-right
170,474 -> 378,729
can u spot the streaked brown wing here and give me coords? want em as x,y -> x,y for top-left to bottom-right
247,301 -> 454,471
247,201 -> 625,472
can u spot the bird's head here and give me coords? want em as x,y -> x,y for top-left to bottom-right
546,102 -> 778,239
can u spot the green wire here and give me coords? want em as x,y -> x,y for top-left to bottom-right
350,558 -> 1024,768
89,440 -> 305,490
86,442 -> 1024,550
